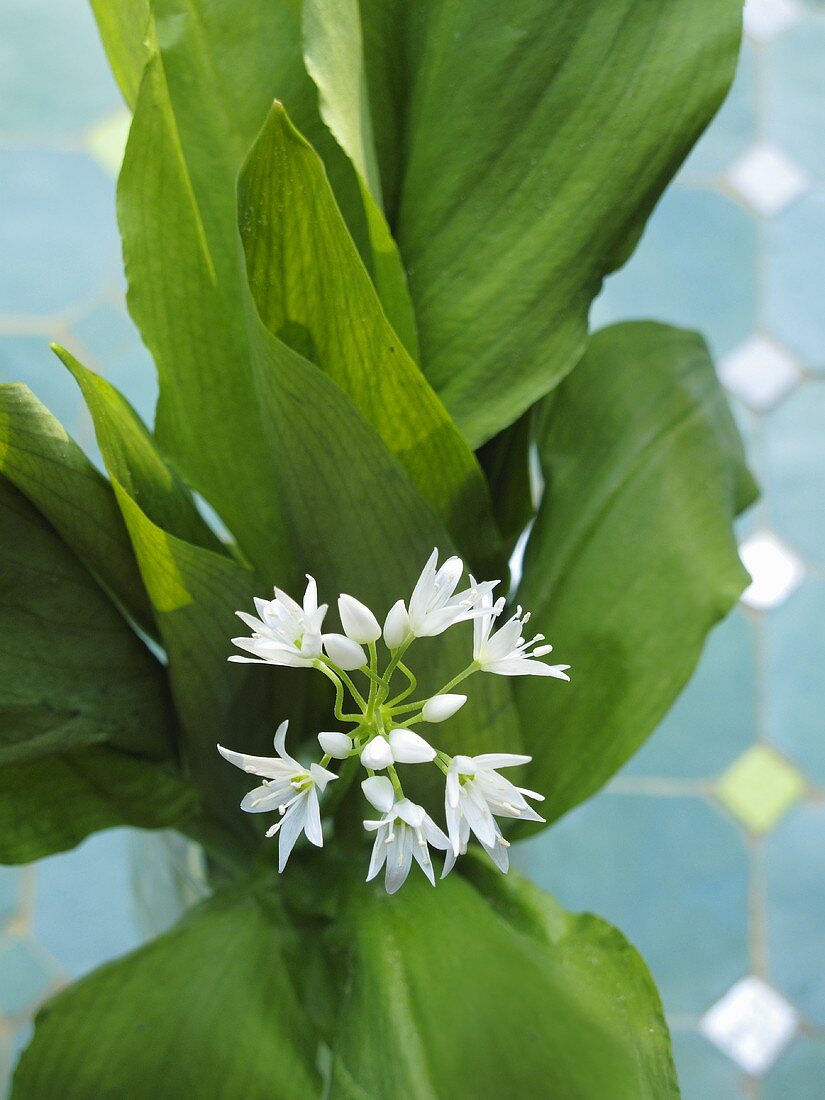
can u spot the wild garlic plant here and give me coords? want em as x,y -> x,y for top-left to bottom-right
219,549 -> 569,892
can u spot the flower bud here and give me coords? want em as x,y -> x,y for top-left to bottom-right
360,735 -> 393,770
323,632 -> 367,670
361,775 -> 394,813
421,693 -> 467,723
383,599 -> 411,649
317,731 -> 352,759
388,728 -> 436,764
338,594 -> 381,644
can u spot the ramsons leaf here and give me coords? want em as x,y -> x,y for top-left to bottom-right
514,322 -> 756,827
0,475 -> 175,768
0,382 -> 152,632
352,0 -> 743,445
327,859 -> 678,1099
13,886 -> 321,1099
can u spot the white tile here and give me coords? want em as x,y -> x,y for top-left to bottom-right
719,335 -> 802,411
700,977 -> 799,1076
726,144 -> 809,216
743,0 -> 804,41
739,531 -> 805,610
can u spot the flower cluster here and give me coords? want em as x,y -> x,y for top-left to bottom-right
218,550 -> 570,893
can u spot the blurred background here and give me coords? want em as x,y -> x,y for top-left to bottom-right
0,0 -> 822,1095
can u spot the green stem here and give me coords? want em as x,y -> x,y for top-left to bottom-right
320,657 -> 368,710
314,661 -> 363,722
385,662 -> 417,708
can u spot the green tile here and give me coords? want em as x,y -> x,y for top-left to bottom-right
716,745 -> 806,835
85,110 -> 132,178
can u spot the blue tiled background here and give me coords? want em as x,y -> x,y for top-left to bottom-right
0,1 -> 823,1095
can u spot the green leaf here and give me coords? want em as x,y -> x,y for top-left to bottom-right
117,19 -> 522,764
0,746 -> 198,865
355,0 -> 742,445
239,103 -> 499,562
52,350 -> 273,845
12,886 -> 321,1099
0,474 -> 175,768
88,0 -> 150,108
302,0 -> 419,355
327,861 -> 678,1099
0,382 -> 153,633
514,322 -> 756,826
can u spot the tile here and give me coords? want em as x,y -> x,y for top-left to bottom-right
0,936 -> 60,1017
623,610 -> 757,780
744,0 -> 804,40
764,803 -> 825,1027
763,1038 -> 825,1099
739,531 -> 804,610
0,0 -> 121,137
767,21 -> 825,181
514,794 -> 749,1014
0,867 -> 23,930
670,1028 -> 748,1100
764,579 -> 825,788
763,383 -> 825,565
0,1033 -> 10,1100
33,829 -> 141,980
719,335 -> 802,411
0,150 -> 120,317
0,334 -> 94,441
726,143 -> 809,216
765,193 -> 825,371
85,110 -> 132,178
592,188 -> 757,360
68,302 -> 157,427
716,745 -> 806,835
681,44 -> 757,179
700,976 -> 799,1076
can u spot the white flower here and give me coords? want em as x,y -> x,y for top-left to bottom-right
317,731 -> 352,759
361,775 -> 395,812
472,588 -> 570,679
421,693 -> 467,723
230,575 -> 326,667
217,720 -> 337,871
383,599 -> 410,649
407,549 -> 494,637
364,798 -> 450,893
322,632 -> 367,670
443,753 -> 544,871
360,735 -> 394,770
441,814 -> 511,877
388,728 -> 436,763
338,594 -> 381,644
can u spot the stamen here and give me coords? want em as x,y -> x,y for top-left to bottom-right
498,837 -> 511,848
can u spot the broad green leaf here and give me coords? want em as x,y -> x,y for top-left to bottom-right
328,860 -> 677,1099
355,0 -> 742,445
53,350 -> 272,845
88,0 -> 150,107
302,0 -> 419,354
239,104 -> 498,560
13,886 -> 321,1099
0,382 -> 153,633
0,475 -> 175,768
118,17 -> 521,763
0,746 -> 198,864
514,323 -> 756,826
